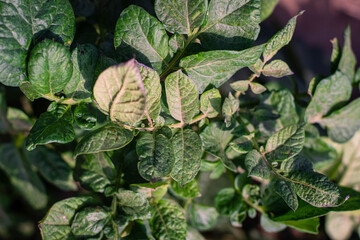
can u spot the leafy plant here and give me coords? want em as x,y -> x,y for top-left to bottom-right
0,0 -> 360,239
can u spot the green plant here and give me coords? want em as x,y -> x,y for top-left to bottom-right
0,0 -> 360,239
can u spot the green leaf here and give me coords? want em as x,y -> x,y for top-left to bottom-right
230,80 -> 250,93
262,60 -> 293,78
64,44 -> 98,100
199,0 -> 261,50
169,34 -> 185,53
265,123 -> 305,161
74,104 -> 97,130
171,129 -> 202,185
338,26 -> 356,83
39,197 -> 99,240
229,135 -> 253,154
24,146 -> 76,191
0,143 -> 47,209
200,122 -> 236,171
116,189 -> 151,220
186,226 -> 205,240
250,82 -> 267,94
165,70 -> 199,123
189,204 -> 218,231
74,124 -> 133,157
200,89 -> 222,118
230,203 -> 247,226
130,182 -> 169,203
245,149 -> 271,179
305,71 -> 352,123
138,63 -> 161,120
77,153 -> 116,193
114,5 -> 170,72
260,215 -> 286,233
263,11 -> 303,62
93,59 -> 146,124
170,179 -> 200,199
26,104 -> 74,151
28,39 -> 72,95
214,188 -> 242,216
330,38 -> 341,73
136,132 -> 174,181
94,55 -> 117,80
71,207 -> 110,237
150,199 -> 186,240
6,107 -> 32,131
320,98 -> 360,143
155,0 -> 207,34
180,45 -> 264,92
280,218 -> 319,234
272,187 -> 359,221
302,137 -> 337,170
260,0 -> 279,21
222,92 -> 239,127
0,0 -> 75,87
275,179 -> 298,211
19,81 -> 42,101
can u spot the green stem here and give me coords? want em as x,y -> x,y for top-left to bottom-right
43,94 -> 92,105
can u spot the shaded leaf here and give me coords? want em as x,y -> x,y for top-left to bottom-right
260,215 -> 286,233
245,149 -> 271,179
214,188 -> 242,216
170,179 -> 200,199
71,207 -> 110,237
74,104 -> 97,130
116,189 -> 151,220
250,82 -> 266,94
189,204 -> 218,231
131,182 -> 169,203
200,89 -> 222,118
260,0 -> 279,21
169,34 -> 185,53
275,179 -> 298,211
338,26 -> 356,83
262,60 -> 293,78
230,80 -> 250,93
280,218 -> 319,234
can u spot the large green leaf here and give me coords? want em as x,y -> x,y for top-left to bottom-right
198,0 -> 261,50
26,104 -> 74,151
114,5 -> 170,72
64,44 -> 98,100
260,0 -> 279,21
263,11 -> 303,62
24,146 -> 76,191
189,204 -> 218,231
77,153 -> 116,193
305,71 -> 352,123
245,149 -> 271,179
155,0 -> 207,34
338,26 -> 356,83
93,59 -> 146,124
165,70 -> 199,123
71,207 -> 110,237
0,0 -> 75,87
0,143 -> 47,209
27,39 -> 72,95
171,129 -> 202,186
138,63 -> 161,120
150,199 -> 186,240
116,189 -> 151,220
39,196 -> 99,240
180,45 -> 264,92
136,132 -> 174,181
74,124 -> 133,157
320,98 -> 360,143
200,122 -> 236,171
200,89 -> 222,118
265,123 -> 305,161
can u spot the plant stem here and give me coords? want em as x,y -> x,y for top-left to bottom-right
43,94 -> 92,105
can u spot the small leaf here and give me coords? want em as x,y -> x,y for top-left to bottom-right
64,44 -> 98,100
74,104 -> 97,130
39,197 -> 99,240
93,59 -> 146,124
229,135 -> 254,154
214,188 -> 242,216
250,82 -> 267,94
165,70 -> 199,123
245,150 -> 271,179
199,0 -> 261,50
189,204 -> 218,231
136,132 -> 174,181
260,215 -> 286,233
20,81 -> 42,101
116,189 -> 151,220
280,218 -> 319,234
261,0 -> 279,21
27,39 -> 72,95
263,11 -> 303,62
171,129 -> 202,185
169,34 -> 185,53
230,80 -> 250,93
262,60 -> 293,78
200,89 -> 222,118
170,179 -> 200,199
338,26 -> 356,83
180,45 -> 264,93
155,0 -> 207,34
24,146 -> 77,191
114,5 -> 171,72
26,104 -> 74,151
0,143 -> 47,209
222,92 -> 239,127
74,124 -> 133,157
130,182 -> 169,203
200,122 -> 236,171
330,38 -> 341,73
71,207 -> 110,237
305,71 -> 352,123
275,179 -> 298,211
150,199 -> 186,240
77,153 -> 116,193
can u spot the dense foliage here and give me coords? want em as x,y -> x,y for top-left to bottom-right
0,0 -> 360,239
